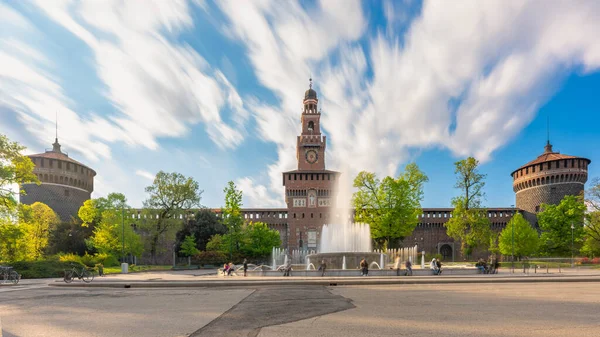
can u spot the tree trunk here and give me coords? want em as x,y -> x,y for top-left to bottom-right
150,234 -> 159,265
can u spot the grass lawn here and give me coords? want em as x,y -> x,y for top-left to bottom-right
103,265 -> 173,275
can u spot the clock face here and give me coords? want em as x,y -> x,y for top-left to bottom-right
305,150 -> 318,164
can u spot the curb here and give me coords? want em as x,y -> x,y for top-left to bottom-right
48,275 -> 600,288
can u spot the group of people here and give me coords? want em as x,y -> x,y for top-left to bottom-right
475,256 -> 500,274
222,259 -> 249,277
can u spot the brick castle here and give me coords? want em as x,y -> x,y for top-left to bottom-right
19,81 -> 591,261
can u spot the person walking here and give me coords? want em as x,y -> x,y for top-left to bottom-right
243,259 -> 248,277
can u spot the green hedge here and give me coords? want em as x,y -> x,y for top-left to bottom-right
10,260 -> 87,279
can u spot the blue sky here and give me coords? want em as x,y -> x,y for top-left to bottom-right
1,0 -> 599,209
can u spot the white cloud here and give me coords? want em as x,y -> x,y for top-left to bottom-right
135,170 -> 155,181
218,0 -> 600,207
30,0 -> 247,151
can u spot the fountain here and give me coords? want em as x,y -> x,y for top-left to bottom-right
306,222 -> 383,270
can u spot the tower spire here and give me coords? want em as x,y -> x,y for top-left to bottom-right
544,114 -> 553,153
309,77 -> 312,89
52,111 -> 62,153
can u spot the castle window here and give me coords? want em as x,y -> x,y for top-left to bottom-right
302,213 -> 305,218
40,158 -> 44,167
526,167 -> 528,174
311,174 -> 314,180
49,159 -> 53,167
532,166 -> 536,173
299,174 -> 302,180
58,161 -> 62,169
293,213 -> 296,218
535,205 -> 540,212
539,164 -> 543,171
320,213 -> 322,218
311,213 -> 313,218
67,163 -> 70,170
555,161 -> 559,169
571,159 -> 574,167
289,174 -> 291,181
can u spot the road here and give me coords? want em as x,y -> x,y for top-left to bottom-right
1,281 -> 599,336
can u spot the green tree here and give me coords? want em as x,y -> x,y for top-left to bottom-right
582,178 -> 600,256
222,181 -> 244,258
0,218 -> 26,262
538,195 -> 586,256
499,212 -> 539,259
444,157 -> 491,258
206,234 -> 224,252
175,209 -> 226,252
179,234 -> 200,265
0,134 -> 39,214
240,222 -> 281,258
352,163 -> 428,249
142,171 -> 203,264
19,202 -> 60,260
581,211 -> 600,257
79,193 -> 143,259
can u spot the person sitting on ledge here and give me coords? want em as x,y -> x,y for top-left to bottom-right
475,258 -> 486,274
318,260 -> 327,277
405,259 -> 413,276
430,258 -> 439,275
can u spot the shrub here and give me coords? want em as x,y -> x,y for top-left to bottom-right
581,257 -> 590,264
593,257 -> 600,264
193,251 -> 227,266
56,252 -> 119,267
10,259 -> 86,279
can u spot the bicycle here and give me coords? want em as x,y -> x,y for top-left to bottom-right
64,264 -> 94,283
0,265 -> 20,285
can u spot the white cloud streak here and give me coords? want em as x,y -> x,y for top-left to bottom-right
218,0 -> 600,207
135,170 -> 155,181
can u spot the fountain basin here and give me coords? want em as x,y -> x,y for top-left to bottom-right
306,252 -> 384,270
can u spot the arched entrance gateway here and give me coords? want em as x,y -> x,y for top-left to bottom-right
438,243 -> 454,262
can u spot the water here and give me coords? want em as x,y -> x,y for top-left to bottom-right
320,222 -> 372,253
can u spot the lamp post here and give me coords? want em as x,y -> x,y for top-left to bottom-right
511,205 -> 515,273
122,203 -> 125,264
571,223 -> 575,268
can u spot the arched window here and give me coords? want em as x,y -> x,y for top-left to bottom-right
308,121 -> 314,131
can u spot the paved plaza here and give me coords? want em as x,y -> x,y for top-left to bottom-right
1,269 -> 600,337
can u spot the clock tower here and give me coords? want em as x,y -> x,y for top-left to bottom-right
282,79 -> 340,251
297,78 -> 326,170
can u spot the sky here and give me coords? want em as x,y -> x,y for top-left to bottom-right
1,0 -> 599,209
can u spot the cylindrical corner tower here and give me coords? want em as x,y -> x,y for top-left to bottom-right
19,138 -> 96,222
511,141 -> 590,225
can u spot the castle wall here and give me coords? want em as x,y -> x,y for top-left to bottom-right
20,183 -> 91,222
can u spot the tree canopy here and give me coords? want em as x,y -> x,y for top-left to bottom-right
537,195 -> 586,256
175,208 -> 226,252
352,163 -> 428,249
0,134 -> 39,214
142,171 -> 203,263
498,212 -> 539,258
444,157 -> 491,257
221,181 -> 244,257
79,193 -> 143,259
